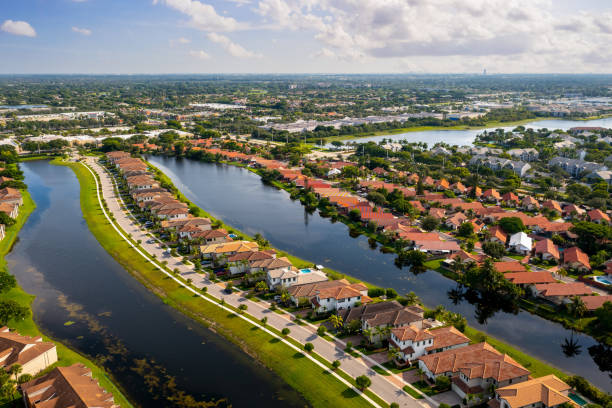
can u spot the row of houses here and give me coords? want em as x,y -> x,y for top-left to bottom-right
0,326 -> 118,408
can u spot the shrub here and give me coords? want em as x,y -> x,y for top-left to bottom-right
435,376 -> 451,390
385,288 -> 398,299
281,328 -> 290,336
355,375 -> 371,390
367,288 -> 385,298
317,326 -> 327,336
304,342 -> 314,353
439,404 -> 451,408
390,404 -> 399,408
332,360 -> 341,370
260,316 -> 267,325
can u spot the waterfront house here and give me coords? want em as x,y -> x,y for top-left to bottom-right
126,175 -> 159,192
418,342 -> 530,400
534,282 -> 592,304
227,250 -> 275,275
106,151 -> 131,163
21,363 -> 119,408
190,228 -> 229,244
161,217 -> 211,239
390,325 -> 469,365
200,241 -> 258,263
494,261 -> 527,273
287,279 -> 366,307
0,202 -> 18,218
413,239 -> 460,254
0,187 -> 22,206
311,284 -> 370,314
580,295 -> 612,311
562,247 -> 591,272
252,256 -> 292,276
266,267 -> 327,289
504,272 -> 556,295
0,327 -> 57,376
340,301 -> 424,344
508,232 -> 532,255
489,375 -> 578,408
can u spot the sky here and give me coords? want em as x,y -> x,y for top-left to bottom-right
1,0 -> 612,74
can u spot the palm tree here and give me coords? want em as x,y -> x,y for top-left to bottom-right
328,314 -> 343,330
363,328 -> 373,344
416,367 -> 425,383
280,291 -> 291,305
404,291 -> 420,306
568,296 -> 587,319
8,364 -> 21,382
387,346 -> 401,362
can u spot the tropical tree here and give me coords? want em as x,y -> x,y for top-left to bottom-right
356,375 -> 372,390
328,314 -> 344,330
568,296 -> 587,319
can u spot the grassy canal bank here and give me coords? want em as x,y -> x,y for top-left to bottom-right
0,166 -> 133,408
58,158 -> 378,408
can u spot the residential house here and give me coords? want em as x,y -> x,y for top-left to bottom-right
0,202 -> 18,218
490,375 -> 578,408
190,228 -> 229,244
562,204 -> 585,218
587,209 -> 610,224
504,272 -> 556,296
312,284 -> 370,314
445,212 -> 467,230
451,182 -> 467,195
200,241 -> 258,263
0,327 -> 57,376
390,325 -> 469,365
501,192 -> 519,207
0,187 -> 23,206
521,196 -> 539,211
562,247 -> 590,272
418,342 -> 530,400
429,208 -> 446,220
488,226 -> 508,245
162,217 -> 211,239
413,240 -> 460,254
469,156 -> 531,177
580,295 -> 612,312
21,363 -> 119,408
542,200 -> 562,214
482,189 -> 501,204
533,239 -> 560,261
507,148 -> 539,162
548,157 -> 607,178
340,301 -> 424,344
126,175 -> 159,192
534,283 -> 592,304
227,250 -> 274,275
494,261 -> 527,274
508,232 -> 532,255
287,279 -> 367,308
266,266 -> 327,289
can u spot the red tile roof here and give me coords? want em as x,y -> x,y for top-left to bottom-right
534,239 -> 560,260
563,247 -> 591,269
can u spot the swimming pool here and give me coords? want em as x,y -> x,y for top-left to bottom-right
299,268 -> 312,274
594,276 -> 612,285
569,393 -> 587,406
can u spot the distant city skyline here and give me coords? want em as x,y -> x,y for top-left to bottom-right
1,0 -> 612,74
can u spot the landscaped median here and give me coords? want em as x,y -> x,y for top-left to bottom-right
58,157 -> 388,408
0,176 -> 133,408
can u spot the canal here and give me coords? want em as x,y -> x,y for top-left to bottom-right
6,160 -> 308,408
330,117 -> 612,147
149,155 -> 612,393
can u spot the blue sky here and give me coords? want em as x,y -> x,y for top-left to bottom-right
1,0 -> 612,74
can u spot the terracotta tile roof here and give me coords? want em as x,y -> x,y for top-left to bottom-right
502,192 -> 519,203
483,189 -> 501,200
409,201 -> 425,212
495,375 -> 576,408
288,279 -> 351,298
542,200 -> 562,213
227,250 -> 274,263
488,226 -> 507,243
563,247 -> 591,269
450,182 -> 467,192
588,208 -> 610,222
200,241 -> 258,255
418,342 -> 530,381
391,325 -> 433,342
0,327 -> 55,370
364,307 -> 424,328
535,282 -> 592,297
446,212 -> 467,227
534,239 -> 560,260
316,285 -> 362,301
504,271 -> 556,285
494,261 -> 526,273
399,232 -> 441,242
250,257 -> 292,269
426,326 -> 470,351
21,363 -> 118,408
580,295 -> 612,311
429,208 -> 446,219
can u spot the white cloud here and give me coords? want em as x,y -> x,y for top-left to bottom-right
72,26 -> 92,36
177,37 -> 190,44
155,0 -> 243,32
207,32 -> 261,58
189,49 -> 210,59
227,0 -> 251,6
1,20 -> 36,37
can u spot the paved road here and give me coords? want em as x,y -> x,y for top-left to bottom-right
85,157 -> 437,408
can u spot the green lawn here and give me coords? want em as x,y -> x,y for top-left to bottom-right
61,159 -> 376,408
0,188 -> 133,408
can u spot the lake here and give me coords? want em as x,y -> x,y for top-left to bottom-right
6,160 -> 308,408
149,155 -> 612,392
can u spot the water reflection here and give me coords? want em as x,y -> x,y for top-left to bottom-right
149,156 -> 612,391
7,161 -> 308,408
